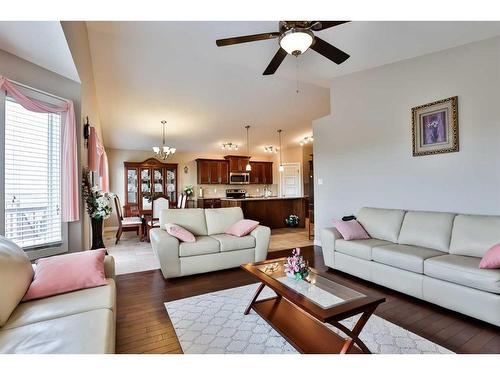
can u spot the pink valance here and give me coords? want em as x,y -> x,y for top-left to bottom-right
0,76 -> 79,222
88,126 -> 109,192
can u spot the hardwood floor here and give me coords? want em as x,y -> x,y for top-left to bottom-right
115,246 -> 500,354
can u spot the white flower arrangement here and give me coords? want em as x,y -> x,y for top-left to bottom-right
83,168 -> 115,220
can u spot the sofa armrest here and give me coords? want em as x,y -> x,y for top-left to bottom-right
104,255 -> 115,279
250,225 -> 271,262
321,227 -> 342,268
149,228 -> 181,278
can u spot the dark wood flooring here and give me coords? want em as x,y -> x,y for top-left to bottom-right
115,246 -> 500,354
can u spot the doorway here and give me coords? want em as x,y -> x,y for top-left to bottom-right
279,162 -> 302,197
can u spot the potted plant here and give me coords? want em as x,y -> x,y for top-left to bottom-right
285,214 -> 300,227
284,248 -> 309,280
82,168 -> 115,249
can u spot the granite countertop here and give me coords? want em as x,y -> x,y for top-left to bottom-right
219,196 -> 305,201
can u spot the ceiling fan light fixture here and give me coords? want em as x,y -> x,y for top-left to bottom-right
279,29 -> 314,56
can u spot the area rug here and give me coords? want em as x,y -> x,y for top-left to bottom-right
164,284 -> 453,354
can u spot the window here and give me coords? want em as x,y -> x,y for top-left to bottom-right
1,85 -> 67,255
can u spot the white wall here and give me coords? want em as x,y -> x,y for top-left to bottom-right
313,37 -> 500,241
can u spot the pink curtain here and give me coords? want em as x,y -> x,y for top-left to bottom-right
88,126 -> 109,192
0,76 -> 79,222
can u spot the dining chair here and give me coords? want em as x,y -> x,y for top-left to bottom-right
114,195 -> 143,244
146,195 -> 169,240
180,194 -> 187,209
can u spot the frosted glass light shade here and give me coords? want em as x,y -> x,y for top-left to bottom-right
246,163 -> 252,171
280,30 -> 314,55
279,165 -> 284,172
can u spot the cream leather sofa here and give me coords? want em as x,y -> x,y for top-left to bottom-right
0,236 -> 116,354
321,207 -> 500,327
150,207 -> 270,278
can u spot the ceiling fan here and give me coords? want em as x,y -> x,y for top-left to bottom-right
216,21 -> 350,75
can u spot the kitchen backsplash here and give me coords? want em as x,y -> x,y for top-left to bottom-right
196,184 -> 278,198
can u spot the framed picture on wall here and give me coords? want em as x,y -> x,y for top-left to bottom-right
411,96 -> 459,156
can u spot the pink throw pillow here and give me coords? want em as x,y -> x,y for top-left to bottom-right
333,219 -> 370,241
23,249 -> 107,301
165,223 -> 196,242
479,243 -> 500,269
225,219 -> 260,237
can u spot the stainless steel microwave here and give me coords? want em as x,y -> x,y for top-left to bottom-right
229,172 -> 250,185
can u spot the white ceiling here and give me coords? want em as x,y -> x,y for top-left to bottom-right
84,21 -> 500,155
0,21 -> 80,82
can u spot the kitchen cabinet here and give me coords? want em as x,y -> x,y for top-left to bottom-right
196,159 -> 229,185
197,198 -> 221,209
224,155 -> 250,173
249,161 -> 273,184
124,158 -> 178,216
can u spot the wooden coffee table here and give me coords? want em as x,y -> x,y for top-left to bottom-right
241,258 -> 385,354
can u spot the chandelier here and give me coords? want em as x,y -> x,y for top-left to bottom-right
264,146 -> 279,154
222,142 -> 239,151
153,120 -> 176,160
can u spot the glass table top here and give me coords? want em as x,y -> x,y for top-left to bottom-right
256,261 -> 365,309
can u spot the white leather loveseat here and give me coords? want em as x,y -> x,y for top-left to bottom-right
321,207 -> 500,327
0,236 -> 116,354
150,207 -> 271,278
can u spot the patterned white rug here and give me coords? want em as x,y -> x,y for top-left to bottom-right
164,283 -> 453,354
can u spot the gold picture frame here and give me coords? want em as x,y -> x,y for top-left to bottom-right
412,96 -> 459,157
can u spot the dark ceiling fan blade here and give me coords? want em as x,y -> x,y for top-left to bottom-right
310,21 -> 350,31
216,32 -> 280,47
310,36 -> 350,64
263,48 -> 288,75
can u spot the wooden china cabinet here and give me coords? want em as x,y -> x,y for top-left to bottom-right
123,158 -> 178,216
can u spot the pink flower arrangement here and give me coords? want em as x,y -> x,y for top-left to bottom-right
284,248 -> 309,280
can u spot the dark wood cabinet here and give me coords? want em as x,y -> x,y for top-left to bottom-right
225,155 -> 250,173
197,198 -> 221,209
124,158 -> 178,216
196,159 -> 229,185
250,161 -> 273,184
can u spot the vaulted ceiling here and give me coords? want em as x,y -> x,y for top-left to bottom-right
85,21 -> 500,154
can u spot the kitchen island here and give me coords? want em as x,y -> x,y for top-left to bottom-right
220,196 -> 306,229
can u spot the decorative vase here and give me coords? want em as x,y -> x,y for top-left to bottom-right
91,217 -> 105,250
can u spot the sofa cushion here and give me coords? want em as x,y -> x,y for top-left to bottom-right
0,309 -> 114,354
179,236 -> 220,257
397,211 -> 455,252
3,279 -> 115,330
425,254 -> 500,294
0,237 -> 34,327
23,249 -> 107,302
449,214 -> 500,258
210,234 -> 256,252
335,238 -> 392,261
333,219 -> 370,240
357,207 -> 406,242
480,243 -> 500,269
165,223 -> 196,243
160,208 -> 207,236
205,207 -> 244,235
225,219 -> 259,237
372,244 -> 445,274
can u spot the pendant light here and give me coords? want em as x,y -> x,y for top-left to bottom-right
278,129 -> 284,172
245,125 -> 252,171
152,120 -> 176,160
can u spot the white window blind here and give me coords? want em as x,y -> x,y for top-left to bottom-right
4,98 -> 62,249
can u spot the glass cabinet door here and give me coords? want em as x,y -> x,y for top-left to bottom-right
166,168 -> 176,204
153,168 -> 164,194
127,168 -> 138,204
141,168 -> 152,210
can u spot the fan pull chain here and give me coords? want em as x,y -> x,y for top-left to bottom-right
295,56 -> 299,94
